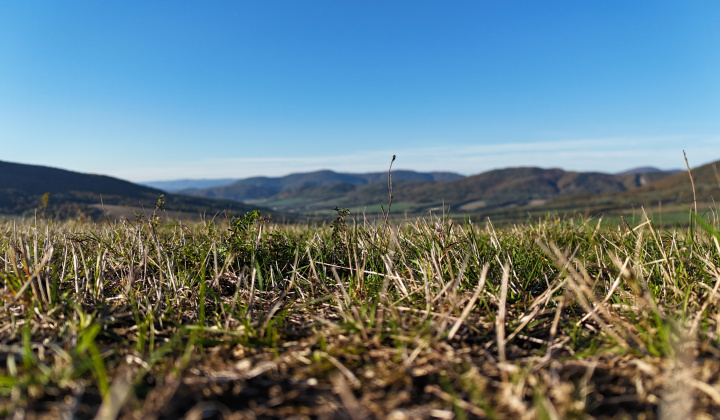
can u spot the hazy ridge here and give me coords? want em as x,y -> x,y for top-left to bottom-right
176,166 -> 683,216
2,159 -> 714,223
0,160 -> 263,220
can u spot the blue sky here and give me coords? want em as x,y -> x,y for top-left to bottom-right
1,1 -> 718,182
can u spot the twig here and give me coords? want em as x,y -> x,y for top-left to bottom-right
382,155 -> 396,227
683,150 -> 697,229
496,263 -> 509,364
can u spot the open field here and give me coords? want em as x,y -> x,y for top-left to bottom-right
3,208 -> 720,419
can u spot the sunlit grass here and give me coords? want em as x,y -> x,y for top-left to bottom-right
2,209 -> 720,418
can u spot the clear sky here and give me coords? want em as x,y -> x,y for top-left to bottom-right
1,1 -> 718,182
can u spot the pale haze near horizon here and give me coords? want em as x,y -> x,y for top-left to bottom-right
1,2 -> 718,182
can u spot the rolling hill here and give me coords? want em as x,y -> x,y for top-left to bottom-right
616,166 -> 681,175
1,158 -> 700,224
539,159 -> 720,213
179,169 -> 464,201
142,178 -> 237,192
472,159 -> 720,224
180,166 -> 679,215
0,160 -> 264,220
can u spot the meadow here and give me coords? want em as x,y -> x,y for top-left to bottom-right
2,206 -> 720,419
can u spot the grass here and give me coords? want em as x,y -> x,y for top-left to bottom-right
307,201 -> 435,216
2,208 -> 720,419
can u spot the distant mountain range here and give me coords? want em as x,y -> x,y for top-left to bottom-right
169,166 -> 682,215
2,159 -> 716,224
0,160 -> 261,220
142,166 -> 680,194
142,178 -> 238,191
542,160 -> 719,211
170,170 -> 464,201
141,170 -> 464,194
472,161 -> 719,224
616,166 -> 681,175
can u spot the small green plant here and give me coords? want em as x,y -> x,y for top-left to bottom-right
325,207 -> 350,264
330,207 -> 350,242
230,210 -> 262,235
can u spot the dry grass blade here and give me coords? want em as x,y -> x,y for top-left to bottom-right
496,263 -> 509,364
424,384 -> 487,417
577,252 -> 629,325
547,295 -> 565,349
660,336 -> 696,420
320,351 -> 362,389
447,263 -> 488,340
94,365 -> 137,420
540,241 -> 635,353
330,373 -> 370,420
684,150 -> 698,227
688,379 -> 720,406
331,267 -> 369,343
689,272 -> 720,337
